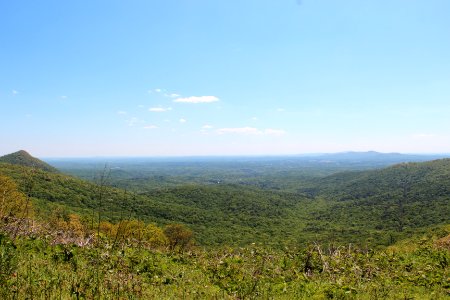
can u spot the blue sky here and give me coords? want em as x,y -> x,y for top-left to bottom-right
1,0 -> 450,157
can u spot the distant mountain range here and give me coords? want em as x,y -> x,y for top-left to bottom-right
43,150 -> 450,165
316,150 -> 445,159
303,151 -> 449,165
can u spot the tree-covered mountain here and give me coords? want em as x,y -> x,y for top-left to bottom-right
46,151 -> 449,194
298,159 -> 450,242
305,158 -> 450,198
0,152 -> 449,248
0,150 -> 58,173
0,161 -> 307,246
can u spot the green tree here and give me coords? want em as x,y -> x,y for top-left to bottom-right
0,175 -> 33,220
163,223 -> 193,251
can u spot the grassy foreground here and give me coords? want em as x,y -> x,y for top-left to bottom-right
1,227 -> 449,299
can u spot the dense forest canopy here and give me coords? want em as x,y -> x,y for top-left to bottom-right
0,150 -> 449,298
1,151 -> 449,247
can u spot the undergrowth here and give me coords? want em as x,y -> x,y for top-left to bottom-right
0,230 -> 449,299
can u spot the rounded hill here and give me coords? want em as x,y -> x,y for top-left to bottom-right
0,150 -> 58,173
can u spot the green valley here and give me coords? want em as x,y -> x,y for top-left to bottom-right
0,151 -> 449,298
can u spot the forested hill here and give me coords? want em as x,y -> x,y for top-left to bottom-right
0,150 -> 58,173
0,155 -> 449,247
306,158 -> 450,200
301,159 -> 450,239
0,162 -> 308,246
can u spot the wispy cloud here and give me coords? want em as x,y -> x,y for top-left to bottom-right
12,90 -> 18,95
117,111 -> 127,115
149,88 -> 180,98
127,117 -> 145,127
174,96 -> 219,104
217,127 -> 262,135
200,125 -> 214,135
179,118 -> 187,123
217,127 -> 286,136
148,88 -> 164,94
165,93 -> 180,98
149,107 -> 172,112
276,108 -> 285,112
143,125 -> 158,130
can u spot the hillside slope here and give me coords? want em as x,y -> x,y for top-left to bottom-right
308,159 -> 450,198
300,159 -> 450,241
0,158 -> 449,247
0,163 -> 308,246
0,150 -> 58,173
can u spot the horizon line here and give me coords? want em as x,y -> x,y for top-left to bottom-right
39,151 -> 450,160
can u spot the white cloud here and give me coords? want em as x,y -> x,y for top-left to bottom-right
217,127 -> 262,135
127,117 -> 144,127
174,96 -> 219,104
179,118 -> 187,123
202,124 -> 213,129
12,90 -> 18,95
60,95 -> 68,100
148,88 -> 164,94
251,117 -> 258,121
144,125 -> 158,130
149,107 -> 172,112
149,88 -> 180,98
117,111 -> 127,115
217,127 -> 286,136
276,108 -> 285,112
165,93 -> 180,98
